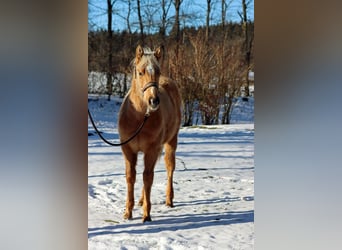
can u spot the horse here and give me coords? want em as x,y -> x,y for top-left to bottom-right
118,45 -> 182,222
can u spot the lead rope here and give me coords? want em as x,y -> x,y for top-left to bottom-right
88,109 -> 149,146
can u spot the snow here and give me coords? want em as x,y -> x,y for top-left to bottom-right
88,94 -> 254,249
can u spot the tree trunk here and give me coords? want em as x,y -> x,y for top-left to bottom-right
107,0 -> 113,101
241,0 -> 250,97
126,0 -> 132,34
206,0 -> 211,43
121,73 -> 127,98
137,0 -> 144,44
221,0 -> 226,29
171,0 -> 182,43
160,0 -> 171,43
222,96 -> 233,124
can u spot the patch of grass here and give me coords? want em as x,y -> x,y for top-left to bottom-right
186,125 -> 218,129
104,219 -> 119,224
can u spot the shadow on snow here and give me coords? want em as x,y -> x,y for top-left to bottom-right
88,166 -> 254,179
88,210 -> 254,238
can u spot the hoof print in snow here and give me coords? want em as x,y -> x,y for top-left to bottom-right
243,196 -> 254,201
98,179 -> 113,185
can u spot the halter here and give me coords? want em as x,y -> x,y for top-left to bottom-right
142,82 -> 159,93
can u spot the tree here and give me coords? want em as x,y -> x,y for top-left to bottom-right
205,0 -> 212,42
106,0 -> 116,100
137,0 -> 145,43
219,39 -> 245,124
159,0 -> 172,42
170,0 -> 183,43
221,0 -> 226,29
168,42 -> 200,126
238,0 -> 253,97
189,30 -> 220,125
221,0 -> 234,29
126,0 -> 132,34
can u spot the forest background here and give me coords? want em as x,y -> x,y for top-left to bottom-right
88,0 -> 254,126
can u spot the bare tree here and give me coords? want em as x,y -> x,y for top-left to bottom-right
170,0 -> 183,43
219,39 -> 245,124
160,0 -> 172,42
205,0 -> 212,42
126,0 -> 132,34
238,0 -> 253,97
88,0 -> 96,31
168,42 -> 200,126
106,0 -> 116,100
221,0 -> 234,29
142,0 -> 161,36
221,0 -> 226,29
189,30 -> 220,125
137,0 -> 145,43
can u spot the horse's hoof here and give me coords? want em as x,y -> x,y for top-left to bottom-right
165,202 -> 174,208
142,216 -> 152,223
123,212 -> 133,220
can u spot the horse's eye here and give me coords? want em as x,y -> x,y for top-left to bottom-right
138,69 -> 145,76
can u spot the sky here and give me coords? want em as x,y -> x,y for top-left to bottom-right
88,0 -> 254,32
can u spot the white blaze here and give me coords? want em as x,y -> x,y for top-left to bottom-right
146,63 -> 154,75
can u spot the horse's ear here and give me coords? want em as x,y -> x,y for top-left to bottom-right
136,45 -> 144,63
154,46 -> 162,61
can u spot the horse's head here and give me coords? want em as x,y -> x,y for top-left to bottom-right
134,45 -> 162,113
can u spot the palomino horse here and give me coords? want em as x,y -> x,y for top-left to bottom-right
118,45 -> 182,222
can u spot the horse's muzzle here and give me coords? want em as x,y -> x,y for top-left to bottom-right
149,96 -> 160,109
143,82 -> 160,111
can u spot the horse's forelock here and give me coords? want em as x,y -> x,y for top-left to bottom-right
136,53 -> 160,70
143,47 -> 153,54
131,47 -> 161,79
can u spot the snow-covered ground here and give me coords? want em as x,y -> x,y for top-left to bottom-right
88,95 -> 254,249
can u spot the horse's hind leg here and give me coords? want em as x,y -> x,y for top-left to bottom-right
122,147 -> 137,220
164,135 -> 178,207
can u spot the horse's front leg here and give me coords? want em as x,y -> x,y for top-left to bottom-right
138,186 -> 144,206
122,147 -> 137,220
164,136 -> 178,207
142,149 -> 159,222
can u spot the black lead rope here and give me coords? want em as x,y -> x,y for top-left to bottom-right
88,109 -> 149,146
